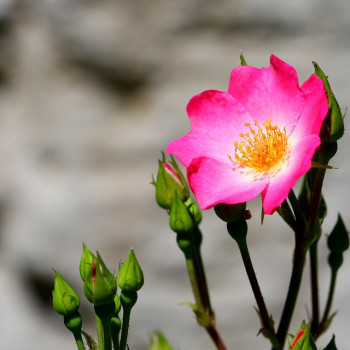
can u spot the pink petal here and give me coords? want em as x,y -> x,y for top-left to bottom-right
167,90 -> 252,167
187,157 -> 268,210
228,55 -> 304,134
289,74 -> 328,143
262,135 -> 321,214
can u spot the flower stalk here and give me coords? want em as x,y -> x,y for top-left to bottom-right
177,228 -> 227,350
226,220 -> 279,348
276,235 -> 308,349
119,291 -> 138,350
64,312 -> 86,350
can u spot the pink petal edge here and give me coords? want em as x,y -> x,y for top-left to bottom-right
262,134 -> 321,214
228,54 -> 305,135
289,74 -> 328,143
167,90 -> 252,167
187,157 -> 268,210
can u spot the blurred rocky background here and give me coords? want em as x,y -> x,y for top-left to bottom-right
0,0 -> 350,349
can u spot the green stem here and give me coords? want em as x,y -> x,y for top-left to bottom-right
72,330 -> 86,350
309,169 -> 326,231
179,229 -> 227,350
288,189 -> 306,231
96,314 -> 105,350
119,291 -> 137,350
207,322 -> 227,350
95,303 -> 115,350
119,307 -> 132,350
239,238 -> 276,342
193,228 -> 213,315
101,317 -> 112,350
228,222 -> 278,348
306,167 -> 326,336
185,255 -> 204,310
111,316 -> 121,350
276,236 -> 307,349
319,268 -> 338,335
309,240 -> 320,336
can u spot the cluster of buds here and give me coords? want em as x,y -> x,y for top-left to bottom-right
52,244 -> 144,350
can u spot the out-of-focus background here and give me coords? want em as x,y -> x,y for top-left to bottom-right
0,0 -> 349,349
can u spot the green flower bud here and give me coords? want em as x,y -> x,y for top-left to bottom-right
327,215 -> 349,254
153,152 -> 189,210
83,252 -> 117,306
169,193 -> 195,234
214,202 -> 247,222
52,270 -> 80,316
149,331 -> 174,350
80,243 -> 96,282
117,249 -> 144,292
313,61 -> 344,142
289,322 -> 317,350
184,198 -> 202,225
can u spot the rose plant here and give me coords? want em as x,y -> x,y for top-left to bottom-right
52,54 -> 348,350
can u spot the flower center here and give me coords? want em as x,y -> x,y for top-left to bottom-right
229,118 -> 289,175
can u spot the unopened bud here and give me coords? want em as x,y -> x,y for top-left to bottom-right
169,193 -> 196,234
117,249 -> 144,292
327,214 -> 349,254
79,243 -> 96,282
83,252 -> 117,306
185,198 -> 202,225
289,322 -> 317,350
52,270 -> 80,316
153,152 -> 189,210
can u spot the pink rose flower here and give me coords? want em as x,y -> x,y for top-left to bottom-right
167,55 -> 328,214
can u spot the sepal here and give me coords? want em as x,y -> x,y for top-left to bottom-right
313,62 -> 344,142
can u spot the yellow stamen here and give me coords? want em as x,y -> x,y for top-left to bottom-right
230,119 -> 289,175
